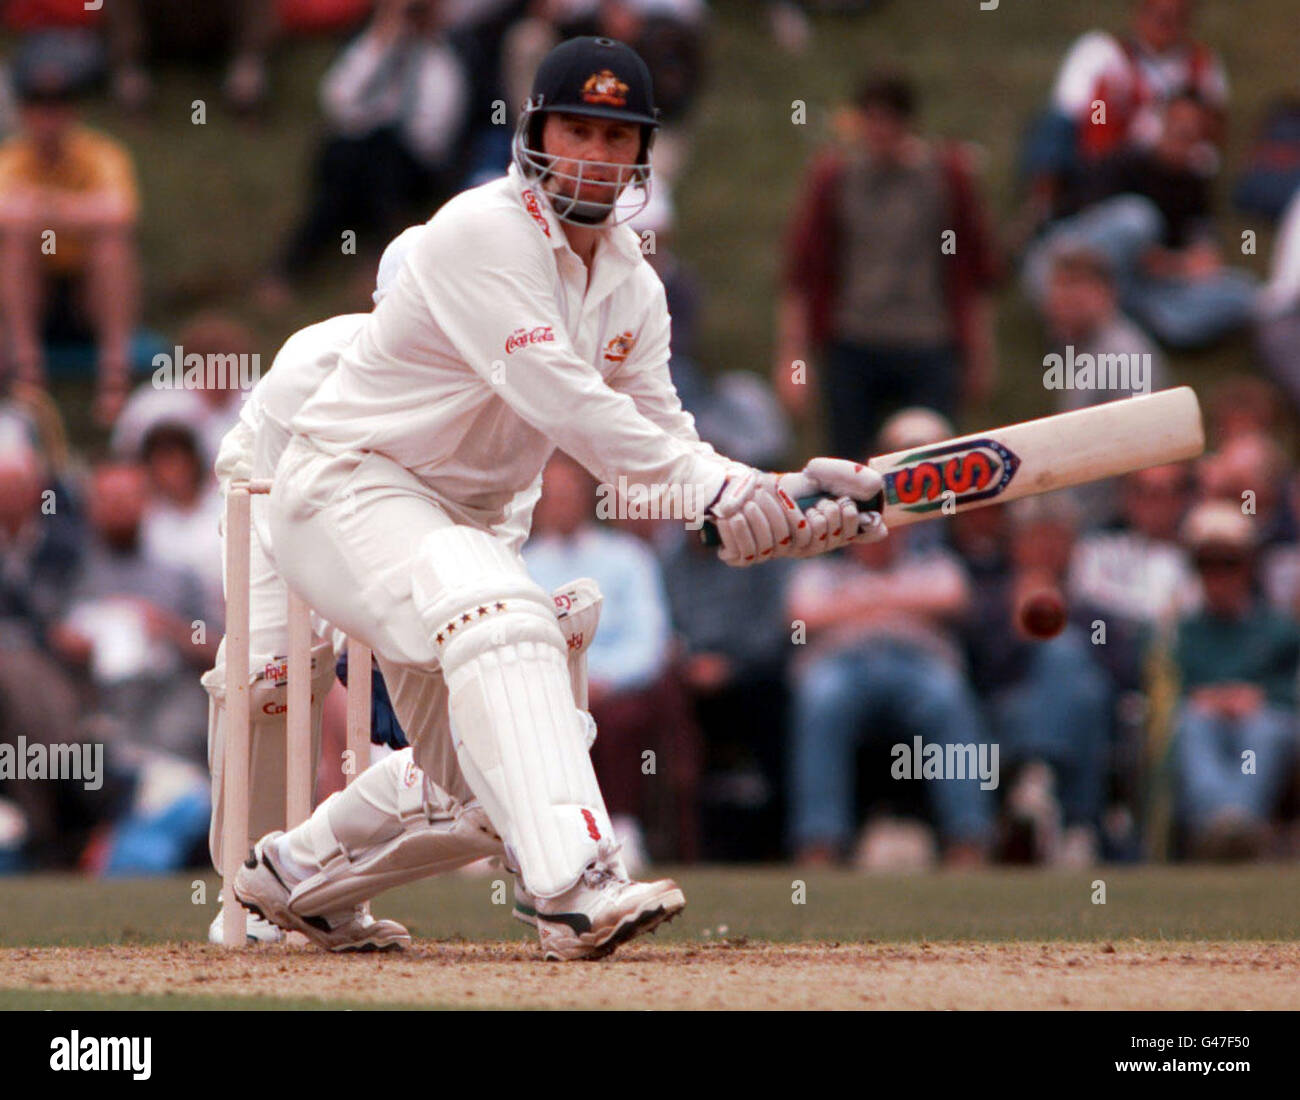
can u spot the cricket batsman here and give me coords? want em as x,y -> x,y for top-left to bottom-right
234,36 -> 887,960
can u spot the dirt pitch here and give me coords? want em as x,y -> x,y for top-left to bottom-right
2,940 -> 1298,1010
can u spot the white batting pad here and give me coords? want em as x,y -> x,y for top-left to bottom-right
411,527 -> 616,898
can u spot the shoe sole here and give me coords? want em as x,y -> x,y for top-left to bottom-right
233,849 -> 408,954
541,887 -> 685,961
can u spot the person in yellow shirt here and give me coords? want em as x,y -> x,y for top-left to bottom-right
0,67 -> 141,425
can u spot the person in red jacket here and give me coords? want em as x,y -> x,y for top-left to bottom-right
775,72 -> 1000,463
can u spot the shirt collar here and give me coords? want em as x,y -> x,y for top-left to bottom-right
508,164 -> 644,269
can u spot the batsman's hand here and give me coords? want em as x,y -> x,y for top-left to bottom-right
707,466 -> 806,567
778,457 -> 888,557
706,458 -> 886,566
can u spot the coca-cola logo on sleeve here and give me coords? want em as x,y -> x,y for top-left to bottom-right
505,325 -> 556,354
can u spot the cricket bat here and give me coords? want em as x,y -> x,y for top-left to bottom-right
700,387 -> 1204,544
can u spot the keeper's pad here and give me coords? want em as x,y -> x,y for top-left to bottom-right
553,577 -> 601,712
411,527 -> 616,898
285,748 -> 503,915
203,639 -> 335,867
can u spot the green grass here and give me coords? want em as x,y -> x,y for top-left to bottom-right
4,866 -> 1299,947
21,0 -> 1299,445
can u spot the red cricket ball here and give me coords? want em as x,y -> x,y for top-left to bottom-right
1018,588 -> 1067,640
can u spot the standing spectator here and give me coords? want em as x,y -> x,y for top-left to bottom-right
523,453 -> 692,866
261,0 -> 471,302
0,64 -> 140,425
776,71 -> 1000,459
786,524 -> 994,867
1169,501 -> 1300,860
660,526 -> 794,860
1025,95 -> 1256,350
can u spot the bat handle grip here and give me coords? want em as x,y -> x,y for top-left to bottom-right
698,491 -> 884,547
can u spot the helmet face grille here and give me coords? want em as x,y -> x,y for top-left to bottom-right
511,104 -> 653,228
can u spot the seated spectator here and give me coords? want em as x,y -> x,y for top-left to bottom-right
0,423 -> 97,868
522,453 -> 691,867
1255,185 -> 1300,413
0,63 -> 140,424
1198,430 -> 1295,549
1023,0 -> 1227,224
139,423 -> 223,622
1026,94 -> 1256,350
1041,245 -> 1169,411
104,0 -> 276,112
261,0 -> 471,302
776,71 -> 1000,459
49,458 -> 215,765
977,497 -> 1116,866
1169,501 -> 1300,860
659,525 -> 794,861
1203,374 -> 1286,448
1069,463 -> 1199,629
111,312 -> 254,470
786,522 -> 994,867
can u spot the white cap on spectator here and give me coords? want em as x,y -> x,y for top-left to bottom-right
1182,500 -> 1255,553
374,225 -> 429,304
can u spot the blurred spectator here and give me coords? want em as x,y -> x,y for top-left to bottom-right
1255,185 -> 1300,413
0,424 -> 111,869
1203,374 -> 1286,448
1198,431 -> 1295,549
104,0 -> 277,113
1233,97 -> 1300,222
1169,501 -> 1300,860
0,64 -> 140,425
976,496 -> 1114,866
139,423 -> 223,622
660,526 -> 793,860
632,194 -> 791,468
777,71 -> 1000,459
1024,0 -> 1227,223
786,523 -> 994,867
111,312 -> 254,470
262,0 -> 471,302
523,453 -> 693,865
1069,464 -> 1199,629
1041,245 -> 1169,411
1026,95 -> 1256,350
49,459 -> 214,766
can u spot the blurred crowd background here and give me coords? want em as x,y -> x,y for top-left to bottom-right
3,0 -> 1300,876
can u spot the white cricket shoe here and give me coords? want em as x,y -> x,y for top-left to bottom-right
233,832 -> 411,952
534,861 -> 684,961
208,896 -> 285,945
